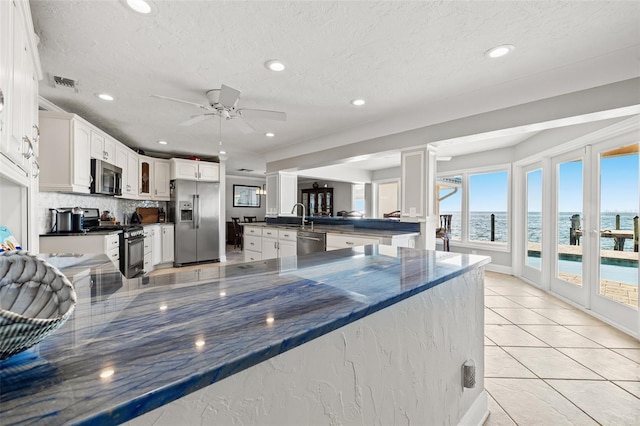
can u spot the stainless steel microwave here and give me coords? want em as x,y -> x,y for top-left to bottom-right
91,159 -> 122,196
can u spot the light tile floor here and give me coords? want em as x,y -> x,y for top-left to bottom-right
483,271 -> 640,426
148,253 -> 640,424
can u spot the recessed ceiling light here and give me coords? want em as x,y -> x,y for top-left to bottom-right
219,150 -> 226,155
264,60 -> 285,72
485,44 -> 515,59
158,140 -> 167,145
126,0 -> 151,13
96,93 -> 114,101
350,99 -> 365,106
265,132 -> 275,137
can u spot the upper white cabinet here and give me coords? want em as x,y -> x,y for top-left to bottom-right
138,155 -> 153,199
153,159 -> 170,200
139,156 -> 170,201
90,131 -> 115,164
170,158 -> 219,182
0,0 -> 41,185
266,172 -> 297,217
115,142 -> 138,199
39,112 -> 92,194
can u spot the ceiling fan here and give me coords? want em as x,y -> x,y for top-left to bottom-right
151,84 -> 286,134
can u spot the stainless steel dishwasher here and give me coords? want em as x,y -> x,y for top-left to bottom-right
297,230 -> 326,254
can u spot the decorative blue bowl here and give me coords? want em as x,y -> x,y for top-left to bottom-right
0,251 -> 76,360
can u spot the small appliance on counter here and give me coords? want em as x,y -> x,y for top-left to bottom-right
50,208 -> 85,233
158,208 -> 166,223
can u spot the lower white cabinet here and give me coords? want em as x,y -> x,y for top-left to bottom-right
161,224 -> 174,263
326,233 -> 381,251
244,226 -> 297,261
39,233 -> 120,266
143,225 -> 157,273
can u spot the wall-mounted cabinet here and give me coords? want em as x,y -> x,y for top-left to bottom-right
170,158 -> 219,182
90,131 -> 115,165
266,172 -> 297,217
138,156 -> 153,199
0,0 -> 41,186
39,112 -> 92,194
115,142 -> 138,199
153,159 -> 170,200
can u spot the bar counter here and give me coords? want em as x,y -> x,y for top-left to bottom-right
0,246 -> 490,425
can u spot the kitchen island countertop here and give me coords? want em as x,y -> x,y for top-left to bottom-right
0,247 -> 488,425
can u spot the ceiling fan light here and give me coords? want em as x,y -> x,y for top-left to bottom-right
265,60 -> 285,72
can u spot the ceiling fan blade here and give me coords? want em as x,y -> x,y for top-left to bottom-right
150,94 -> 209,109
179,114 -> 215,126
228,117 -> 255,134
219,84 -> 241,107
238,108 -> 287,121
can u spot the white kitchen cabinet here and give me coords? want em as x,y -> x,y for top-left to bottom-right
90,131 -> 115,164
326,233 -> 381,251
161,224 -> 174,263
277,229 -> 297,258
153,159 -> 170,200
170,158 -> 219,182
143,225 -> 156,273
149,224 -> 161,265
39,232 -> 120,266
138,155 -> 153,199
0,0 -> 40,186
115,142 -> 138,199
262,227 -> 279,260
265,172 -> 297,217
245,226 -> 297,260
243,225 -> 262,262
39,112 -> 92,194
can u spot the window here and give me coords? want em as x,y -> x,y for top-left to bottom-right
438,176 -> 462,240
353,184 -> 365,213
377,181 -> 399,218
468,170 -> 508,243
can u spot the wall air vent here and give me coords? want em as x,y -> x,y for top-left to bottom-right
48,74 -> 79,92
237,168 -> 254,172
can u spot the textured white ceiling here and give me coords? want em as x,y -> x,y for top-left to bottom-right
30,1 -> 640,176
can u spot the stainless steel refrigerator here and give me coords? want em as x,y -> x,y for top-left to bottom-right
170,180 -> 220,266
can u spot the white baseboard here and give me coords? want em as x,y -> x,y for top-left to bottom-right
485,263 -> 512,275
458,390 -> 489,426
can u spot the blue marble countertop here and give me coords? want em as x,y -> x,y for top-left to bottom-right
241,222 -> 419,238
0,247 -> 489,425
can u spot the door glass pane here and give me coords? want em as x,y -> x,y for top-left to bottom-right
599,145 -> 638,308
469,171 -> 508,243
557,159 -> 583,286
378,182 -> 399,218
526,169 -> 542,269
438,176 -> 462,240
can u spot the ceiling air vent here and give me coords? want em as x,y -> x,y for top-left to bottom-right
237,168 -> 254,172
48,74 -> 79,92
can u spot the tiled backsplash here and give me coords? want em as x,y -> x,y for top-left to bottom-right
38,192 -> 165,234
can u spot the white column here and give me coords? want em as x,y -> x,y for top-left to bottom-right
401,146 -> 437,250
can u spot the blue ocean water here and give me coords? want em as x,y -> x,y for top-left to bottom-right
443,211 -> 639,252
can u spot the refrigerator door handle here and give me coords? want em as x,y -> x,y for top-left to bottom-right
196,194 -> 201,229
193,195 -> 198,229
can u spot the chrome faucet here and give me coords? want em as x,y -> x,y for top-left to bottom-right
291,203 -> 306,228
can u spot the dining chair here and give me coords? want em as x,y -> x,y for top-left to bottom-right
243,216 -> 257,223
231,217 -> 243,250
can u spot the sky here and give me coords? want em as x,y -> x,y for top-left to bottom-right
440,153 -> 639,213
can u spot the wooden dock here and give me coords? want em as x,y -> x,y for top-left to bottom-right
527,242 -> 638,263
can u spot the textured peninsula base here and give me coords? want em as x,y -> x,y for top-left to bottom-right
127,268 -> 487,425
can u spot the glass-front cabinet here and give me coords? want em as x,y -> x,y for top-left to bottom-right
301,188 -> 333,216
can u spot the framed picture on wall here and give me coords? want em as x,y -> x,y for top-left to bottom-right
233,185 -> 261,208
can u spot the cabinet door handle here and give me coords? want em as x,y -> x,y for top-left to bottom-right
32,124 -> 40,144
346,241 -> 354,245
22,136 -> 34,159
32,159 -> 40,178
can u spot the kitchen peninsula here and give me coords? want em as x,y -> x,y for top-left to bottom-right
0,247 -> 489,425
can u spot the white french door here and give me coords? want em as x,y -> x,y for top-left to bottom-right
589,139 -> 638,331
521,163 -> 543,284
550,148 -> 587,307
